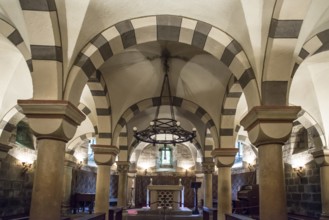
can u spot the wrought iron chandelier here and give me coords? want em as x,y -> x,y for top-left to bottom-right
133,53 -> 196,146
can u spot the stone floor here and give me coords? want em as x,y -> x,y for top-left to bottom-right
123,208 -> 203,220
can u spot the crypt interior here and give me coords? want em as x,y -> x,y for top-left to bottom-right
1,0 -> 329,220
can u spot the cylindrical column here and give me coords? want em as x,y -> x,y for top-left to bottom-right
61,153 -> 76,215
312,149 -> 329,219
117,161 -> 130,207
18,100 -> 86,220
202,162 -> 214,208
92,145 -> 119,219
240,106 -> 300,220
94,165 -> 111,217
30,139 -> 66,220
217,166 -> 232,220
320,166 -> 329,219
212,148 -> 238,220
258,143 -> 286,219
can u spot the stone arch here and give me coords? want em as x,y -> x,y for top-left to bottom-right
64,14 -> 260,111
85,71 -> 112,145
0,19 -> 32,71
0,105 -> 26,146
293,29 -> 329,78
67,132 -> 96,152
220,75 -> 243,148
113,96 -> 214,162
294,109 -> 326,149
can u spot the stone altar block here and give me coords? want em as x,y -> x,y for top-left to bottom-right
147,185 -> 184,210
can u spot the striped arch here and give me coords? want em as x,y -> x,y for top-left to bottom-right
220,76 -> 243,148
86,71 -> 112,144
19,0 -> 63,98
77,102 -> 98,134
0,105 -> 26,146
204,129 -> 215,162
293,29 -> 329,77
295,110 -> 326,148
262,0 -> 311,105
113,96 -> 215,162
66,132 -> 96,152
0,19 -> 32,71
65,14 -> 259,110
117,125 -> 128,161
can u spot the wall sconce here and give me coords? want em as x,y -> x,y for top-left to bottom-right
21,161 -> 32,174
144,168 -> 147,175
293,166 -> 304,178
77,160 -> 83,169
185,169 -> 188,177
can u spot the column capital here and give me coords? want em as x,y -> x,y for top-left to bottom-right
240,106 -> 301,147
202,162 -> 215,174
116,161 -> 130,173
312,149 -> 329,167
92,145 -> 119,166
211,148 -> 238,167
18,100 -> 86,142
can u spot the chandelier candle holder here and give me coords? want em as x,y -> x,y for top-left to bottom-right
133,52 -> 196,147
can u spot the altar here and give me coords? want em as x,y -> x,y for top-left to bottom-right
147,184 -> 184,210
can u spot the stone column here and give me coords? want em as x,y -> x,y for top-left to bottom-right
240,106 -> 300,220
116,161 -> 130,207
61,152 -> 77,214
18,100 -> 85,220
202,162 -> 214,208
312,149 -> 329,219
92,145 -> 119,219
212,148 -> 238,220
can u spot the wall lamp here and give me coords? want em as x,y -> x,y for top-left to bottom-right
77,160 -> 83,169
144,168 -> 148,175
21,161 -> 32,174
293,166 -> 304,178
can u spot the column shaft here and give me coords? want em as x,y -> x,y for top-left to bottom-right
320,166 -> 329,218
61,159 -> 75,214
117,172 -> 128,207
258,144 -> 287,220
204,173 -> 212,207
30,139 -> 66,220
94,165 -> 111,219
217,167 -> 232,220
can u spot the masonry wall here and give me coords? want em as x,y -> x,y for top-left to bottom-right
285,161 -> 321,218
0,154 -> 34,217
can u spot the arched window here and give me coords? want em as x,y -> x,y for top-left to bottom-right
159,145 -> 173,167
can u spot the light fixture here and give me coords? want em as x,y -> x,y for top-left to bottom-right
293,166 -> 304,178
133,51 -> 196,147
21,161 -> 32,174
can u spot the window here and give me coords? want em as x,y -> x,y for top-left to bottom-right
159,145 -> 173,167
233,141 -> 243,168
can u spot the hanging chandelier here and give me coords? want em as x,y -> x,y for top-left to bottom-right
133,53 -> 196,146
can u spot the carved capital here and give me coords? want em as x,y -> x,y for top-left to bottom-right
240,106 -> 301,147
211,148 -> 238,168
312,149 -> 329,167
116,161 -> 130,173
202,162 -> 215,174
92,145 -> 119,166
18,100 -> 86,142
